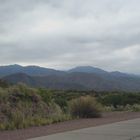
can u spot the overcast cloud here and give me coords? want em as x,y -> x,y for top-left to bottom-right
0,0 -> 140,73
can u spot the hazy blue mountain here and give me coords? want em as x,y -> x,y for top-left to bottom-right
3,71 -> 140,92
0,64 -> 65,77
3,73 -> 37,86
1,64 -> 140,91
110,71 -> 131,77
3,73 -> 87,90
0,64 -> 23,77
68,66 -> 108,74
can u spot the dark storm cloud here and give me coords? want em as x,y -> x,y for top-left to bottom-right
0,0 -> 140,73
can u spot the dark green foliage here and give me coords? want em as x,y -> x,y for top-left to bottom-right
99,94 -> 123,108
38,88 -> 53,104
0,80 -> 9,88
99,93 -> 140,108
54,97 -> 68,111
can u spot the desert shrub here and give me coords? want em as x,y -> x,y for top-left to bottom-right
47,102 -> 71,121
0,87 -> 9,103
69,96 -> 102,118
103,106 -> 115,112
124,104 -> 140,112
130,104 -> 140,112
103,104 -> 140,112
8,83 -> 41,102
0,85 -> 72,130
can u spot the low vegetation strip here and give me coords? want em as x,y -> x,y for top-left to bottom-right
0,84 -> 71,130
0,112 -> 140,140
0,84 -> 101,130
0,82 -> 140,131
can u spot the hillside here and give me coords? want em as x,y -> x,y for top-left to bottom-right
2,65 -> 140,92
68,66 -> 108,74
0,64 -> 64,77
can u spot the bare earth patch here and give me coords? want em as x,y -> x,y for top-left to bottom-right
0,112 -> 140,140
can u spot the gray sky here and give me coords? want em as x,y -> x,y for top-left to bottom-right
0,0 -> 140,73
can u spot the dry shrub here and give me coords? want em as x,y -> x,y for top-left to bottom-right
69,96 -> 102,118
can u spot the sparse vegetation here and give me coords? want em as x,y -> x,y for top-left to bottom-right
0,84 -> 71,130
0,82 -> 140,131
103,104 -> 140,112
98,93 -> 140,112
98,93 -> 140,107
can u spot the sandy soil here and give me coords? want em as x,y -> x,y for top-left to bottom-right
0,112 -> 140,140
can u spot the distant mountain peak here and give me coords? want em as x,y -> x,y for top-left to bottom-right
0,64 -> 22,68
1,64 -> 140,92
0,64 -> 64,77
68,66 -> 108,74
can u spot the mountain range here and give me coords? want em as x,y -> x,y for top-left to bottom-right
1,64 -> 140,92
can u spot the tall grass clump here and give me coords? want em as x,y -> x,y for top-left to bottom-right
69,96 -> 102,118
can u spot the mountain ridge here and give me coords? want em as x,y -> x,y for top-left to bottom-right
68,66 -> 108,74
0,64 -> 136,76
1,64 -> 140,92
0,64 -> 65,77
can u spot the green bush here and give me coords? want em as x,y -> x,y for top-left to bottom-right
54,97 -> 68,111
69,96 -> 102,118
38,88 -> 53,104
